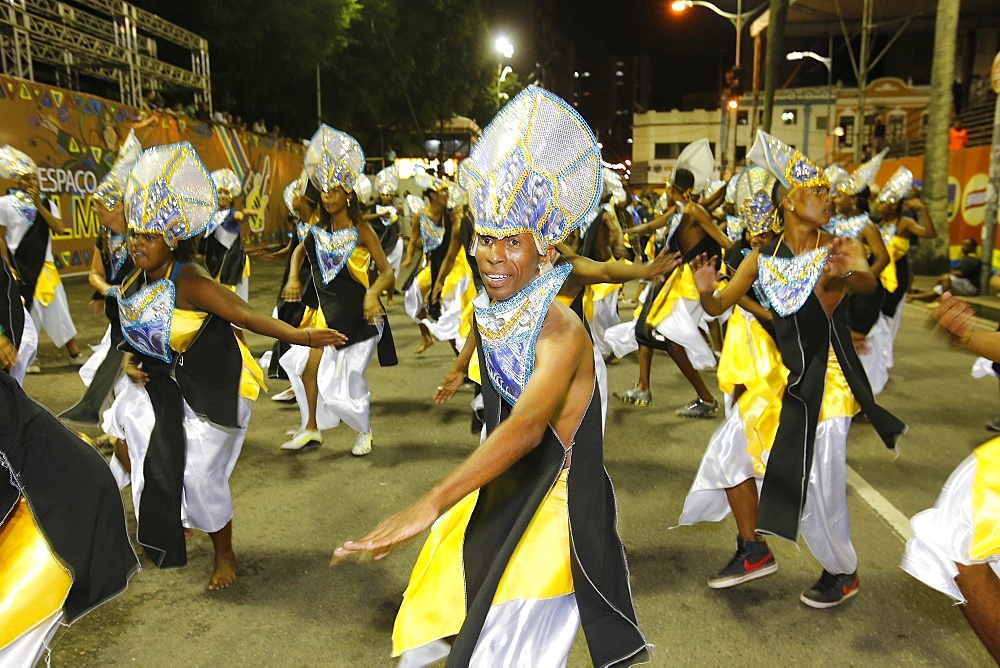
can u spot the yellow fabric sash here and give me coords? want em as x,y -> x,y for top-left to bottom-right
971,437 -> 1000,560
879,235 -> 909,293
392,471 -> 572,656
346,245 -> 371,288
643,264 -> 700,327
0,497 -> 72,649
171,309 -> 264,400
745,346 -> 860,476
243,255 -> 251,279
33,261 -> 61,307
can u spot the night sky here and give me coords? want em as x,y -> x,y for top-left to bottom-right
553,0 -> 747,111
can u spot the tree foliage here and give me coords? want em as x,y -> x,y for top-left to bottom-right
133,0 -> 496,151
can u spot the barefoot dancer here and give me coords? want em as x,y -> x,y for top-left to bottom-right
102,142 -> 344,590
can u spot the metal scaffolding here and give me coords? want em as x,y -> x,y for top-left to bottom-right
0,0 -> 211,109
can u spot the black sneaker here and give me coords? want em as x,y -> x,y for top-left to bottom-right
987,415 -> 1000,433
707,536 -> 778,589
676,398 -> 718,418
800,569 -> 859,608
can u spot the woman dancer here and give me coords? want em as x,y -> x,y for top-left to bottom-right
278,125 -> 395,456
103,142 -> 343,590
202,168 -> 255,301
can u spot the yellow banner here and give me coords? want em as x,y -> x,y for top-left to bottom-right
0,75 -> 304,275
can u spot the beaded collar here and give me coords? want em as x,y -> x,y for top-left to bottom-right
757,239 -> 829,318
474,262 -> 571,405
9,190 -> 36,226
419,212 -> 445,253
105,230 -> 129,279
311,225 -> 358,285
296,221 -> 311,243
114,275 -> 176,363
880,223 -> 897,247
824,213 -> 870,239
204,208 -> 232,237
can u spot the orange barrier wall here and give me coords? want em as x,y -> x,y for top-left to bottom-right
0,75 -> 304,275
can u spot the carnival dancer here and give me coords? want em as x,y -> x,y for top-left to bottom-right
201,168 -> 255,301
366,164 -> 405,279
0,145 -> 85,373
103,142 -> 344,590
0,167 -> 36,384
0,370 -> 138,665
278,125 -> 396,456
825,150 -> 891,394
334,86 -> 648,667
878,167 -> 936,366
676,165 -> 785,588
61,130 -> 141,425
400,168 -> 459,353
903,293 -> 1000,660
608,140 -> 732,416
690,129 -> 906,608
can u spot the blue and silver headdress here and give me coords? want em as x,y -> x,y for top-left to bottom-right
836,148 -> 887,196
414,164 -> 450,193
375,164 -> 400,195
824,164 -> 849,194
458,85 -> 601,252
604,168 -> 627,206
747,129 -> 828,196
93,130 -> 142,210
724,170 -> 741,205
211,168 -> 242,198
283,170 -> 307,216
303,124 -> 365,193
735,166 -> 780,236
0,145 -> 37,179
124,142 -> 217,247
354,173 -> 373,205
877,166 -> 913,206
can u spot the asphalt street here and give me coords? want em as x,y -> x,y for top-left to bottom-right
27,258 -> 996,666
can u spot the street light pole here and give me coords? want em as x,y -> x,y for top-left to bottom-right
671,0 -> 766,174
786,47 -> 833,163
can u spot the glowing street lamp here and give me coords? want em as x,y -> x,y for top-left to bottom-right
495,36 -> 514,60
494,36 -> 514,110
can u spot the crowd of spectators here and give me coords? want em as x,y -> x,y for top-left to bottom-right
140,90 -> 281,138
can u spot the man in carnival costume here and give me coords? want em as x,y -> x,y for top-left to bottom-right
334,86 -> 648,667
690,129 -> 906,608
0,145 -> 86,374
904,294 -> 1000,660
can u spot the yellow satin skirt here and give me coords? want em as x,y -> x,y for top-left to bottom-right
392,470 -> 573,657
0,498 -> 72,649
972,438 -> 1000,560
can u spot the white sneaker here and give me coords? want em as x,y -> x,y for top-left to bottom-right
26,363 -> 41,374
271,387 -> 296,402
68,353 -> 89,367
280,428 -> 322,451
351,431 -> 372,457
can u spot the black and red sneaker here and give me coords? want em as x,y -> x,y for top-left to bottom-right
707,535 -> 778,589
800,569 -> 859,608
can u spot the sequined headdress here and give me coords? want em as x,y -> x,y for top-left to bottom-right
824,164 -> 849,194
837,148 -> 887,196
303,124 -> 365,193
354,173 -> 373,205
283,171 -> 307,216
747,129 -> 828,196
375,165 -> 400,195
414,164 -> 450,193
448,181 -> 468,208
877,165 -> 913,205
724,171 -> 741,205
93,129 -> 142,210
124,142 -> 217,247
735,166 -> 780,236
0,145 -> 37,179
211,168 -> 242,198
458,85 -> 602,252
702,179 -> 726,201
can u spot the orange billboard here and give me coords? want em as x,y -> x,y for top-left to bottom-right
0,75 -> 304,275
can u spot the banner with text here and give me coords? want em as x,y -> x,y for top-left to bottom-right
0,75 -> 305,275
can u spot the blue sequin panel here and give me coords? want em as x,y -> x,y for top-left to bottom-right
12,191 -> 36,226
824,213 -> 870,239
296,221 -> 311,243
311,225 -> 358,285
419,214 -> 445,253
726,214 -> 744,241
204,209 -> 230,237
114,279 -> 176,363
880,224 -> 897,248
128,177 -> 181,240
108,233 -> 129,277
757,247 -> 828,318
474,263 -> 571,405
